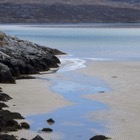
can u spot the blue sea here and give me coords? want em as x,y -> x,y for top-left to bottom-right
1,24 -> 140,61
0,24 -> 140,140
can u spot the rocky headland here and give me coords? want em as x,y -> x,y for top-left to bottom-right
0,31 -> 65,139
0,32 -> 110,140
0,31 -> 64,83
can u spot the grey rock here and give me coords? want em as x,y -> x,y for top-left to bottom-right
0,32 -> 64,83
0,134 -> 18,140
42,128 -> 53,132
32,135 -> 44,140
47,118 -> 55,125
89,135 -> 111,140
20,122 -> 30,129
0,63 -> 15,83
20,138 -> 28,140
0,102 -> 8,110
0,92 -> 12,102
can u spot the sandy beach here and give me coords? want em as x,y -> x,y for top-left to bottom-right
79,61 -> 140,140
1,75 -> 72,116
0,60 -> 140,140
0,73 -> 72,139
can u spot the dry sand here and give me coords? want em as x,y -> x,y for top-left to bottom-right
1,61 -> 140,140
1,76 -> 72,116
0,73 -> 72,139
79,61 -> 140,140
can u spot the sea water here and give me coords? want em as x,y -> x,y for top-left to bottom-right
0,24 -> 140,139
1,24 -> 140,61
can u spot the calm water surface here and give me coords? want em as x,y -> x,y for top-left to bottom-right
1,24 -> 140,139
1,24 -> 140,60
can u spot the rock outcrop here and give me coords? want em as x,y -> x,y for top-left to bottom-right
0,31 -> 64,83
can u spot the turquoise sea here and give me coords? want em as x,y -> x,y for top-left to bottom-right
0,24 -> 140,140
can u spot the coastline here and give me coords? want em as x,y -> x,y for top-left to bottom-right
78,60 -> 140,140
0,75 -> 72,116
0,73 -> 72,139
2,23 -> 140,29
0,26 -> 140,139
1,59 -> 140,139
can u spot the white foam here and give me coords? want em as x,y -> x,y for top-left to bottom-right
58,57 -> 115,73
86,57 -> 114,61
59,57 -> 86,72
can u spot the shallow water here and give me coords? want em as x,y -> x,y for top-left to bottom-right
27,70 -> 110,140
1,24 -> 140,139
1,24 -> 140,60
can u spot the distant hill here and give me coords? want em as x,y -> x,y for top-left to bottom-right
0,0 -> 140,23
111,0 -> 140,3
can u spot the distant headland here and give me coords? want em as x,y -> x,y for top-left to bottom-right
0,0 -> 140,23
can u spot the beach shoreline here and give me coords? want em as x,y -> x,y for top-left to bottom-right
78,60 -> 140,140
2,23 -> 140,31
0,73 -> 73,139
1,60 -> 140,140
0,75 -> 72,117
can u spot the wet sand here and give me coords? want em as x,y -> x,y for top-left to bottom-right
1,61 -> 140,139
1,75 -> 72,116
1,78 -> 72,116
79,61 -> 140,140
0,74 -> 72,139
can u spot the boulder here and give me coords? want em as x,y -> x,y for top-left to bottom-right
0,134 -> 18,140
0,63 -> 15,83
0,31 -> 64,83
20,122 -> 30,129
47,118 -> 55,125
0,102 -> 8,110
0,92 -> 12,102
42,128 -> 53,132
32,135 -> 44,140
0,110 -> 24,119
89,135 -> 111,140
0,115 -> 21,131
